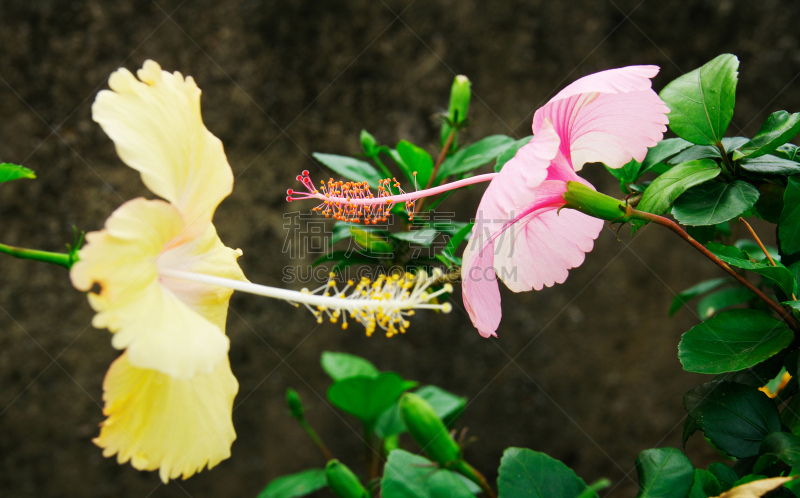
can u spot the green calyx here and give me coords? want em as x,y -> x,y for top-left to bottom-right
562,181 -> 633,223
325,460 -> 369,498
400,392 -> 462,466
359,129 -> 379,157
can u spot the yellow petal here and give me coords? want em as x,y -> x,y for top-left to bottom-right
712,476 -> 797,497
94,352 -> 238,483
92,59 -> 233,240
70,198 -> 230,379
158,222 -> 248,332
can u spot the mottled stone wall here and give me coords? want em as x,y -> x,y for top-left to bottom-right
1,1 -> 799,496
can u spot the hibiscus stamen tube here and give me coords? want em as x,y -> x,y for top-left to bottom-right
159,267 -> 452,337
286,171 -> 498,223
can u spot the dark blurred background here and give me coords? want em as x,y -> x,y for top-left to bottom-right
1,0 -> 799,496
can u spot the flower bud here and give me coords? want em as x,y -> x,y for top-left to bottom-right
325,460 -> 369,498
400,393 -> 461,466
448,75 -> 471,126
285,388 -> 304,420
562,181 -> 632,222
360,129 -> 379,157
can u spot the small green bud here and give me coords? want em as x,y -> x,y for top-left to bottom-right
400,393 -> 461,466
562,181 -> 632,222
360,129 -> 379,157
448,75 -> 471,126
285,388 -> 304,420
383,433 -> 400,455
325,460 -> 369,498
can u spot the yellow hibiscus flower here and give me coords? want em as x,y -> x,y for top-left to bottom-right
71,60 -> 246,482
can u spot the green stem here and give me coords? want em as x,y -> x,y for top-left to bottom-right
362,425 -> 377,480
373,155 -> 393,179
299,419 -> 334,461
0,243 -> 72,269
451,460 -> 496,498
716,141 -> 736,178
628,209 -> 800,331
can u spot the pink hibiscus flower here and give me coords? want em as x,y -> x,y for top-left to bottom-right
462,66 -> 670,338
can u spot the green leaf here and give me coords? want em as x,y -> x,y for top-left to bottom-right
734,111 -> 800,160
761,431 -> 800,468
495,136 -> 532,172
497,447 -> 588,498
707,242 -> 797,297
669,277 -> 730,316
257,469 -> 327,498
397,140 -> 434,188
779,175 -> 800,255
684,381 -> 781,458
606,158 -> 643,183
313,153 -> 384,187
696,287 -> 755,319
672,180 -> 760,226
374,385 -> 468,438
321,352 -> 379,381
668,145 -> 722,164
634,447 -> 694,498
733,239 -> 780,262
441,222 -> 473,266
0,163 -> 36,184
390,228 -> 439,247
328,373 -> 411,428
381,450 -> 475,498
349,226 -> 394,254
741,155 -> 800,175
688,469 -> 721,498
637,159 -> 721,216
707,463 -> 738,492
641,138 -> 694,175
774,143 -> 800,161
781,395 -> 800,435
437,135 -> 515,181
659,54 -> 739,145
678,309 -> 792,374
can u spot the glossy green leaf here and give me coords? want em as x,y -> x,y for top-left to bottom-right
684,381 -> 781,458
374,385 -> 467,438
779,176 -> 800,255
0,163 -> 35,184
641,138 -> 693,175
321,352 -> 379,381
397,140 -> 434,188
441,222 -> 473,266
733,239 -> 780,262
390,228 -> 439,247
669,278 -> 730,316
760,431 -> 800,468
688,469 -> 721,498
634,447 -> 694,498
605,158 -> 642,183
775,143 -> 800,161
381,450 -> 475,498
313,153 -> 384,187
437,135 -> 515,181
660,54 -> 739,145
678,309 -> 792,374
781,395 -> 800,435
495,136 -> 532,172
741,155 -> 800,175
668,145 -> 722,164
707,243 -> 797,297
257,469 -> 327,498
734,111 -> 800,160
637,159 -> 721,216
707,463 -> 738,492
672,180 -> 760,226
696,287 -> 754,319
328,372 -> 411,428
349,226 -> 394,254
498,447 -> 588,498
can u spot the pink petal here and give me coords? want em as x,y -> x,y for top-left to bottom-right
532,66 -> 669,170
461,238 -> 502,338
